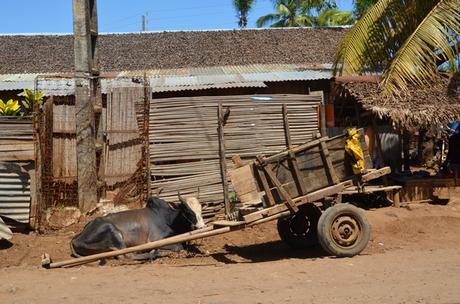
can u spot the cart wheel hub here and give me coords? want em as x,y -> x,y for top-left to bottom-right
331,216 -> 360,247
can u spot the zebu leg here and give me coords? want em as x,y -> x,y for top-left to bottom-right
71,219 -> 126,257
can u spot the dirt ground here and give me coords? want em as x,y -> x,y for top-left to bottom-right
2,198 -> 460,303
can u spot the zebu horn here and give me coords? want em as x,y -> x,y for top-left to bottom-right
196,187 -> 200,200
178,191 -> 187,204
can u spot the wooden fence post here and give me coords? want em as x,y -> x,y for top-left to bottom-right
218,103 -> 230,216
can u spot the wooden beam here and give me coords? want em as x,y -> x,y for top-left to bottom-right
361,166 -> 391,182
288,151 -> 307,195
260,137 -> 325,165
257,156 -> 298,213
256,166 -> 275,207
319,137 -> 339,184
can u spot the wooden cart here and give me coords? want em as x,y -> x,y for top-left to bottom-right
42,130 -> 391,268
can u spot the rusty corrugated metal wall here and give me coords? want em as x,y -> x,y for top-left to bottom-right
0,166 -> 31,223
0,118 -> 34,224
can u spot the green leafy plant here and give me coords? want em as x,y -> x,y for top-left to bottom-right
21,89 -> 45,115
0,99 -> 21,116
229,191 -> 240,204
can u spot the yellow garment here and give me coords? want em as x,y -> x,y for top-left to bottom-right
345,128 -> 365,175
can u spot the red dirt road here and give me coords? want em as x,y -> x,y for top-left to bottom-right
2,201 -> 460,303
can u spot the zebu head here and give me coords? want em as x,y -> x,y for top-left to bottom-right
178,194 -> 206,229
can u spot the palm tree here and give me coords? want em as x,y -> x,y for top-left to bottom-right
256,0 -> 315,28
233,0 -> 256,28
353,0 -> 378,18
334,0 -> 460,95
316,9 -> 354,26
256,0 -> 353,27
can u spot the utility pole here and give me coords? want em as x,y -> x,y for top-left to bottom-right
72,0 -> 104,212
142,15 -> 146,32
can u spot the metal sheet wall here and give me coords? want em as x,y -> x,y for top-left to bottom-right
0,165 -> 31,223
0,118 -> 34,224
149,94 -> 321,220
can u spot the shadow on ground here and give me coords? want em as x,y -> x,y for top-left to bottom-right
210,240 -> 329,264
0,239 -> 13,250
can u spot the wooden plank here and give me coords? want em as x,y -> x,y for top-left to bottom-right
229,165 -> 260,205
288,151 -> 307,195
361,167 -> 391,182
256,166 -> 275,207
243,203 -> 289,222
295,181 -> 353,205
340,185 -> 402,194
319,137 -> 340,184
257,156 -> 298,213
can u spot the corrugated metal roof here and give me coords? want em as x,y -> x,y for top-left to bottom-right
0,64 -> 333,95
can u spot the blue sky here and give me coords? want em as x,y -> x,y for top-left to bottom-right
0,0 -> 354,34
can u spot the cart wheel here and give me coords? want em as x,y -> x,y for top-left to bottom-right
317,203 -> 370,257
277,204 -> 322,249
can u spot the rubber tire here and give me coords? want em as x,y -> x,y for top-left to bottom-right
277,204 -> 322,249
317,203 -> 371,257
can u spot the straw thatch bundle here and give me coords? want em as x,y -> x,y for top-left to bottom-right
336,75 -> 460,129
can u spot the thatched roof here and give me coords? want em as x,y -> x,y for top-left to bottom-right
336,75 -> 460,129
0,27 -> 347,74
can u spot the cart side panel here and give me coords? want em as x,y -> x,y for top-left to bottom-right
269,130 -> 372,201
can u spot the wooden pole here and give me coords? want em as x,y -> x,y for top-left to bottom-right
73,0 -> 102,212
319,91 -> 328,136
217,103 -> 230,216
282,104 -> 292,148
403,130 -> 411,172
143,73 -> 151,199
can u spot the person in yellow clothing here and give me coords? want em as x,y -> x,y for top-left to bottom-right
345,128 -> 365,175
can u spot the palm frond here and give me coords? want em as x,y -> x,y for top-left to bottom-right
381,0 -> 460,94
333,0 -> 404,75
317,9 -> 354,26
294,15 -> 315,27
256,13 -> 281,27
